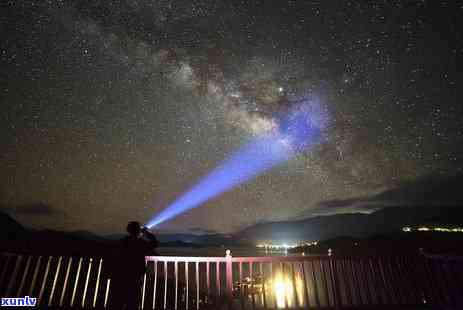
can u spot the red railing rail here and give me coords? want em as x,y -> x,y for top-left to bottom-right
1,251 -> 462,309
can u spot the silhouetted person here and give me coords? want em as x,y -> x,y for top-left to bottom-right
109,221 -> 159,310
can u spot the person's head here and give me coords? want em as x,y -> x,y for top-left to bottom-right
126,221 -> 141,237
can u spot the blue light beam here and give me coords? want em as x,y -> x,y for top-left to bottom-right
146,101 -> 327,228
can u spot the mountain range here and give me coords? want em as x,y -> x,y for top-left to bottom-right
1,205 -> 462,256
236,205 -> 463,242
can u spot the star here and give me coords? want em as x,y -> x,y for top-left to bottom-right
0,0 -> 461,234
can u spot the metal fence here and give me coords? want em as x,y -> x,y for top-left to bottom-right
1,251 -> 462,309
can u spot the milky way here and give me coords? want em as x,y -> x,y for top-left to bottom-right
1,1 -> 462,234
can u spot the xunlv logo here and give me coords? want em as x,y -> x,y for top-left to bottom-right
1,296 -> 37,307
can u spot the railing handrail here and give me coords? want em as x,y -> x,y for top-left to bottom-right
146,255 -> 332,264
146,256 -> 229,263
5,251 -> 452,261
146,253 -> 422,263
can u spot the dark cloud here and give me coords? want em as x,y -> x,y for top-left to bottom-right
374,173 -> 463,205
296,172 -> 463,218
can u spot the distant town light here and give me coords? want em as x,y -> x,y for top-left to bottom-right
402,225 -> 463,233
256,240 -> 318,250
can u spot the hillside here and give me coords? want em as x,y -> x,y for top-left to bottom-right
1,205 -> 462,255
236,206 -> 463,242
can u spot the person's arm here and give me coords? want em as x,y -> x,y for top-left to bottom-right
141,226 -> 159,248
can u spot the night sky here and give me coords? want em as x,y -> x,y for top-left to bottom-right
1,0 -> 462,234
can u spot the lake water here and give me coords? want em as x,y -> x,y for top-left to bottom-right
156,246 -> 293,257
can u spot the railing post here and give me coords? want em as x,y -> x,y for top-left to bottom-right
6,255 -> 22,297
225,250 -> 233,308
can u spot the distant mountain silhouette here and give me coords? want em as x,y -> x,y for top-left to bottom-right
0,211 -> 236,255
105,232 -> 237,246
290,232 -> 463,256
236,206 -> 463,242
65,230 -> 108,241
1,205 -> 462,255
0,210 -> 115,255
0,211 -> 26,237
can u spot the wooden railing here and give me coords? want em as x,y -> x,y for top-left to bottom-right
1,251 -> 462,309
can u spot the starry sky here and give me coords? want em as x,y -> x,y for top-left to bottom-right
1,0 -> 462,234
